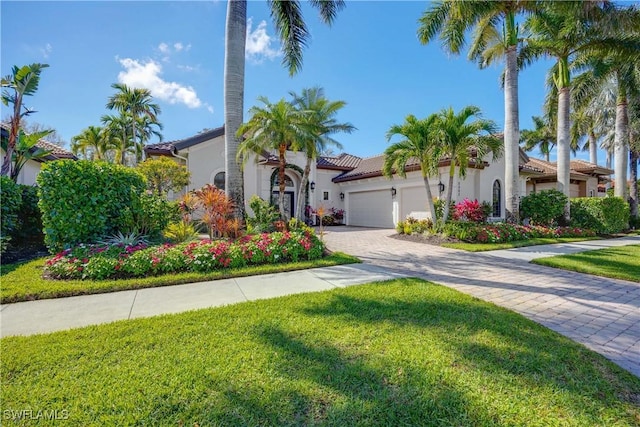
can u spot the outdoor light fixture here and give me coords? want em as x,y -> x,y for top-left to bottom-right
438,181 -> 445,194
391,187 -> 397,197
340,192 -> 345,200
310,181 -> 315,191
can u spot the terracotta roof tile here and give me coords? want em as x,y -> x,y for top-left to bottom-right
317,153 -> 361,170
0,123 -> 76,160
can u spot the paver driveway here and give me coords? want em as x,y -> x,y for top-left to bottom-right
323,227 -> 640,378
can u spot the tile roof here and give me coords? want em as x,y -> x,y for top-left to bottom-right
522,158 -> 613,179
317,153 -> 361,170
145,125 -> 225,155
0,123 -> 76,161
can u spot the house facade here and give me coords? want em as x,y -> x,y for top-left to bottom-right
0,124 -> 77,186
145,126 -> 612,228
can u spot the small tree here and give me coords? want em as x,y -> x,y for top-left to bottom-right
137,157 -> 190,196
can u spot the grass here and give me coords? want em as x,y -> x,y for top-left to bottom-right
2,278 -> 639,426
0,252 -> 360,304
532,244 -> 640,282
442,237 -> 599,252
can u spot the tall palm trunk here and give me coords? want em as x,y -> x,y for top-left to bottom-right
224,0 -> 247,220
629,148 -> 638,219
296,158 -> 311,220
504,45 -> 520,223
588,131 -> 598,165
442,164 -> 455,223
614,100 -> 629,200
277,144 -> 287,220
423,176 -> 437,223
556,87 -> 571,222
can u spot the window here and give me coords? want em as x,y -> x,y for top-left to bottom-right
323,191 -> 330,201
214,172 -> 225,191
492,180 -> 501,217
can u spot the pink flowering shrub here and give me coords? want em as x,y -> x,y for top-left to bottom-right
45,230 -> 324,280
452,199 -> 487,223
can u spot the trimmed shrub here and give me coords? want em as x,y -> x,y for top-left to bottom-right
15,185 -> 43,241
520,189 -> 567,226
571,197 -> 629,234
135,194 -> 180,239
37,160 -> 146,252
0,176 -> 22,251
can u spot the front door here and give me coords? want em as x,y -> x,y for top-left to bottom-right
272,191 -> 295,219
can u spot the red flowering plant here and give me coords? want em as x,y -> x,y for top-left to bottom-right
44,230 -> 324,281
452,199 -> 487,223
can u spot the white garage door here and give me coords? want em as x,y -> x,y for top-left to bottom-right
400,186 -> 430,219
349,190 -> 394,228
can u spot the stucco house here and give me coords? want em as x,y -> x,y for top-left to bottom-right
144,126 -> 612,228
0,124 -> 77,186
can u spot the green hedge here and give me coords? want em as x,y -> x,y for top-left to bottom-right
37,160 -> 147,252
0,176 -> 22,251
520,189 -> 567,226
570,197 -> 629,234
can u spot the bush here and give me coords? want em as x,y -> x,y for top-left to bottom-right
571,197 -> 629,234
135,194 -> 180,239
15,185 -> 43,241
0,176 -> 22,244
37,160 -> 147,252
452,199 -> 487,223
396,217 -> 433,235
247,195 -> 279,233
520,189 -> 567,226
442,221 -> 479,241
163,221 -> 199,243
44,230 -> 324,280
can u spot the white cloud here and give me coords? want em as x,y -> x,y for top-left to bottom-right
41,43 -> 53,58
177,64 -> 197,72
206,105 -> 214,114
158,43 -> 170,54
117,58 -> 203,109
245,18 -> 281,63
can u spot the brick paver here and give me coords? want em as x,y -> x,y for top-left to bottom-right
323,227 -> 640,377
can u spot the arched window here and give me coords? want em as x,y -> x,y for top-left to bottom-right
214,172 -> 225,191
492,180 -> 501,217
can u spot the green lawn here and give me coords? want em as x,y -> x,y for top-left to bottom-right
532,244 -> 640,282
0,252 -> 359,303
442,237 -> 599,252
2,279 -> 639,426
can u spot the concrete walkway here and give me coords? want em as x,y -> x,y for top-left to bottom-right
1,230 -> 638,378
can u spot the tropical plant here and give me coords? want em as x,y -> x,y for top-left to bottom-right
193,184 -> 236,239
223,0 -> 346,221
521,116 -> 556,162
101,113 -> 134,165
1,129 -> 53,181
436,105 -> 502,222
418,1 -> 539,222
1,63 -> 49,178
383,114 -> 442,222
247,195 -> 280,233
106,83 -> 162,165
70,126 -> 114,161
99,231 -> 149,247
237,97 -> 305,220
136,157 -> 191,196
162,221 -> 199,244
522,1 -> 636,220
289,87 -> 355,220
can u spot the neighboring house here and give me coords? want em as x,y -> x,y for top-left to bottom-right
145,126 -> 612,228
0,124 -> 77,186
522,158 -> 613,198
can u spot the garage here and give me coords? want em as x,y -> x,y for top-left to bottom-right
400,186 -> 430,219
348,190 -> 394,228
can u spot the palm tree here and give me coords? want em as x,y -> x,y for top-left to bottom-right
1,63 -> 49,177
383,114 -> 443,223
236,97 -> 306,220
289,87 -> 355,220
106,83 -> 161,165
418,1 -> 539,223
522,1 -> 632,220
101,113 -> 133,165
521,116 -> 555,162
223,0 -> 345,220
70,126 -> 114,161
134,114 -> 163,161
437,106 -> 502,222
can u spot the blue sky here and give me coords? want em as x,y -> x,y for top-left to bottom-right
1,1 -> 597,162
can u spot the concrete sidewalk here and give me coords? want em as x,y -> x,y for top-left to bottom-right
0,263 -> 403,338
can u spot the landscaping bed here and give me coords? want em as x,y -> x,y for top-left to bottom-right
2,279 -> 639,426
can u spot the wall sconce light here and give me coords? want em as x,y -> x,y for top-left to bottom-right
438,181 -> 445,194
340,192 -> 345,201
391,187 -> 397,197
310,181 -> 315,191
